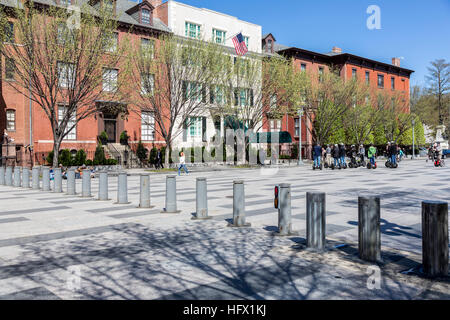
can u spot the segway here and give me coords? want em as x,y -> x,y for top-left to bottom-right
367,161 -> 377,169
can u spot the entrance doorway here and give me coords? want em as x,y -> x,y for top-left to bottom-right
103,111 -> 118,143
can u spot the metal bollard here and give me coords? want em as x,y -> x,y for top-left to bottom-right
358,196 -> 381,262
139,174 -> 153,208
306,192 -> 326,250
116,172 -> 129,204
98,171 -> 109,201
22,167 -> 30,189
0,166 -> 5,185
53,168 -> 63,193
162,175 -> 180,213
13,167 -> 22,187
277,183 -> 296,235
192,177 -> 211,220
32,167 -> 40,190
81,169 -> 92,197
42,167 -> 50,191
230,180 -> 250,227
422,201 -> 448,277
66,169 -> 76,195
5,166 -> 12,186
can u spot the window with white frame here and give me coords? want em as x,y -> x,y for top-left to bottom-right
6,110 -> 15,131
141,38 -> 155,58
141,9 -> 151,25
58,62 -> 75,88
141,112 -> 155,141
243,36 -> 249,48
104,32 -> 118,52
269,119 -> 281,132
294,118 -> 300,137
187,117 -> 202,137
141,73 -> 154,96
5,57 -> 15,80
5,21 -> 14,43
270,95 -> 277,109
185,22 -> 201,39
58,105 -> 76,140
102,68 -> 118,92
212,29 -> 226,44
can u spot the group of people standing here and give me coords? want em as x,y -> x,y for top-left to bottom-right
313,143 -> 378,169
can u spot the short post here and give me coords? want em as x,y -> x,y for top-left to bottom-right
422,201 -> 448,277
81,169 -> 92,197
22,167 -> 30,189
230,180 -> 250,227
139,174 -> 153,208
42,167 -> 50,191
162,175 -> 180,213
53,168 -> 63,193
116,172 -> 129,204
5,166 -> 13,186
193,177 -> 211,220
98,171 -> 109,201
358,196 -> 381,262
0,166 -> 5,185
66,169 -> 76,195
32,167 -> 40,190
306,192 -> 326,250
277,183 -> 295,235
13,167 -> 21,187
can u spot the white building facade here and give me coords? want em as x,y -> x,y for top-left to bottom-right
159,0 -> 263,151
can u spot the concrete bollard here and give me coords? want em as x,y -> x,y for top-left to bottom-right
139,174 -> 153,208
192,177 -> 211,220
277,183 -> 296,235
98,171 -> 109,201
13,167 -> 22,187
53,168 -> 63,193
162,175 -> 180,213
32,167 -> 40,190
358,196 -> 381,262
22,167 -> 30,189
306,192 -> 326,250
81,169 -> 92,197
5,166 -> 12,186
0,166 -> 5,185
116,172 -> 129,204
42,167 -> 50,191
230,180 -> 250,227
66,169 -> 76,195
422,201 -> 448,277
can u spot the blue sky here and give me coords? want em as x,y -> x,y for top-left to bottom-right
157,0 -> 450,87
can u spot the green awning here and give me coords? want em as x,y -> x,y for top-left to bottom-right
249,131 -> 292,144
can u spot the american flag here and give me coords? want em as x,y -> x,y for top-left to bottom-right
232,32 -> 248,56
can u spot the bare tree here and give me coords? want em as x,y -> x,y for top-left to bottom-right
426,59 -> 450,126
126,34 -> 225,166
0,2 -> 129,167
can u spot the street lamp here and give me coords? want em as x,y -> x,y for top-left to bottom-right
412,118 -> 415,160
297,107 -> 304,165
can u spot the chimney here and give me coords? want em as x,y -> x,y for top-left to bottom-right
392,57 -> 400,67
149,0 -> 162,7
332,46 -> 342,54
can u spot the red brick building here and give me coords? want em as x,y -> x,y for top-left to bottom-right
262,35 -> 414,159
0,0 -> 170,167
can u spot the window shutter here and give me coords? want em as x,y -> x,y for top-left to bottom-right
202,84 -> 206,103
183,118 -> 188,142
250,89 -> 254,106
182,81 -> 187,101
202,117 -> 207,142
234,88 -> 239,106
210,85 -> 215,103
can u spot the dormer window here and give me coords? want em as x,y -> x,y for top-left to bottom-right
142,8 -> 151,24
267,40 -> 273,52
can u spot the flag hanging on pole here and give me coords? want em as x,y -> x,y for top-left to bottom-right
232,32 -> 248,56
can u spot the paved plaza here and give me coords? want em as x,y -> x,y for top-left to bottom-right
0,160 -> 449,300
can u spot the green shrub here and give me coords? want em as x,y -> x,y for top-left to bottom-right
85,159 -> 93,166
149,147 -> 157,165
94,144 -> 106,165
74,149 -> 87,166
136,141 -> 148,163
59,149 -> 72,167
46,151 -> 54,165
99,131 -> 108,141
106,158 -> 118,165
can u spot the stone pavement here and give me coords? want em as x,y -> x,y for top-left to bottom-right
0,160 -> 448,299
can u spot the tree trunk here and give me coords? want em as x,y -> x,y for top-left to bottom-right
165,142 -> 170,167
52,138 -> 61,168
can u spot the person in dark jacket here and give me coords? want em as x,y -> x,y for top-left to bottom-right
313,143 -> 322,167
339,143 -> 346,166
332,144 -> 340,167
390,141 -> 397,165
156,149 -> 164,169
